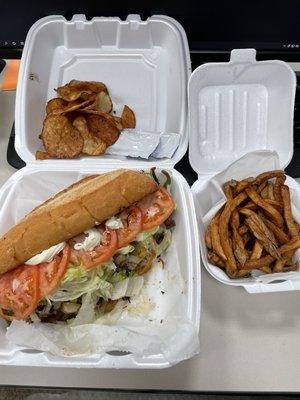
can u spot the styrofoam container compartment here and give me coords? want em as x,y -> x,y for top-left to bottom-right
15,14 -> 190,167
190,49 -> 298,293
0,15 -> 201,368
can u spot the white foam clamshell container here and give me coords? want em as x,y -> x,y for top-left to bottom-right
3,15 -> 201,368
190,48 -> 298,293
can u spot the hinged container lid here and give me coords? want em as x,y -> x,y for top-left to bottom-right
15,14 -> 191,169
188,48 -> 296,176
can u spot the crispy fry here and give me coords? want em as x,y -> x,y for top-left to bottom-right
235,178 -> 255,194
243,201 -> 257,210
261,266 -> 273,274
245,215 -> 281,260
228,269 -> 251,278
223,182 -> 234,200
257,181 -> 268,194
238,225 -> 248,235
211,210 -> 227,260
242,237 -> 300,270
265,199 -> 283,213
231,211 -> 248,266
281,185 -> 298,237
253,170 -> 285,186
267,182 -> 275,200
260,186 -> 269,199
205,224 -> 212,249
239,208 -> 278,246
273,250 -> 295,272
282,263 -> 298,272
262,218 -> 289,245
219,192 -> 248,272
245,186 -> 284,227
250,240 -> 263,260
207,251 -> 226,268
274,175 -> 286,203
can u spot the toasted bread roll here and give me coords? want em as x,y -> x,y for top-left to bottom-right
0,169 -> 157,275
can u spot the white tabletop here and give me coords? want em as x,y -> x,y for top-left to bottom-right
0,91 -> 300,392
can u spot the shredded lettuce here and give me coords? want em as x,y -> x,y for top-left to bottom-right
117,244 -> 135,255
135,226 -> 159,242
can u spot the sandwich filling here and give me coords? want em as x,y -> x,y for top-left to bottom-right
0,185 -> 175,323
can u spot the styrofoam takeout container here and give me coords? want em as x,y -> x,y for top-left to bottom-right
3,15 -> 201,368
189,49 -> 298,293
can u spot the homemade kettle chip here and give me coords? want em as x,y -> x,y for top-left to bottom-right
41,114 -> 84,159
37,80 -> 136,159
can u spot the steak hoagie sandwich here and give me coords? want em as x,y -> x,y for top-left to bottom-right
0,169 -> 175,323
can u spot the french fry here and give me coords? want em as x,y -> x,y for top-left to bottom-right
252,170 -> 285,186
273,250 -> 295,272
238,225 -> 248,235
211,210 -> 227,260
242,237 -> 300,270
282,263 -> 298,272
235,178 -> 255,194
245,215 -> 281,260
261,266 -> 273,274
281,185 -> 298,237
219,192 -> 248,273
245,186 -> 284,227
262,218 -> 289,245
205,224 -> 212,249
231,211 -> 248,266
223,182 -> 234,200
274,175 -> 286,203
205,171 -> 299,278
207,251 -> 226,268
260,186 -> 269,199
250,240 -> 263,260
239,208 -> 278,246
257,181 -> 268,194
267,182 -> 275,200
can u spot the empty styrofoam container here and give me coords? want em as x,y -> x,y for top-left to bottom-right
190,49 -> 298,293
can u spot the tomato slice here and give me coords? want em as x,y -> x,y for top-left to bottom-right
116,205 -> 143,248
39,245 -> 71,298
137,187 -> 175,230
0,264 -> 40,320
74,228 -> 118,270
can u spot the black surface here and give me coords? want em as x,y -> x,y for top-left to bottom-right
0,59 -> 5,74
2,0 -> 300,52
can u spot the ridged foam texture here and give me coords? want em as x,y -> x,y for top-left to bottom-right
189,49 -> 296,175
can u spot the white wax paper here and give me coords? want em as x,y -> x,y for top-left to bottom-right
197,150 -> 300,285
0,170 -> 199,365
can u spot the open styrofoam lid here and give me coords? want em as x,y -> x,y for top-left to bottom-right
188,48 -> 296,176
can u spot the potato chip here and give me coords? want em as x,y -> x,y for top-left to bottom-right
41,115 -> 83,159
121,105 -> 136,129
88,91 -> 113,113
51,97 -> 95,115
85,114 -> 120,146
56,80 -> 107,102
69,80 -> 107,93
113,116 -> 123,131
46,98 -> 67,115
73,116 -> 107,156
